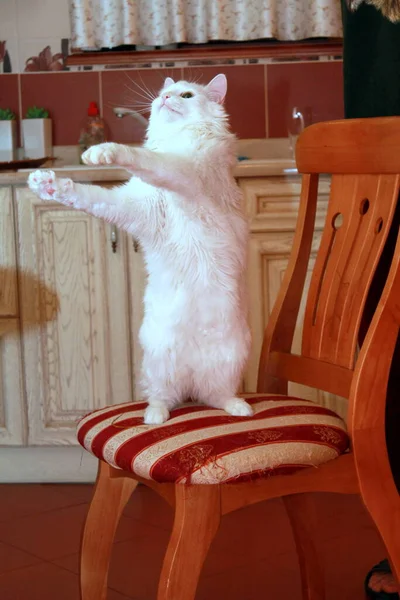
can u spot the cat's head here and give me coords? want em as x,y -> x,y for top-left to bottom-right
147,74 -> 228,138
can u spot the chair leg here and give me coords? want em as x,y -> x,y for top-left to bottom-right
283,493 -> 325,600
158,484 -> 221,600
80,460 -> 138,600
363,502 -> 400,590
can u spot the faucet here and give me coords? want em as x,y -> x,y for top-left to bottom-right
113,107 -> 148,128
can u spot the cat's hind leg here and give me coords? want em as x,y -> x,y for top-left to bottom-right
223,397 -> 254,417
192,330 -> 253,417
140,347 -> 191,426
193,367 -> 253,417
202,392 -> 253,417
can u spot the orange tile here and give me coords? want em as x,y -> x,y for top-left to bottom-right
44,483 -> 95,506
183,65 -> 266,139
267,61 -> 344,138
0,484 -> 89,522
123,484 -> 173,530
198,552 -> 301,600
108,534 -> 170,599
101,68 -> 181,144
323,528 -> 386,600
54,521 -> 170,599
0,561 -> 132,600
0,503 -> 134,561
204,498 -> 294,576
21,72 -> 100,145
0,541 -> 41,575
0,484 -> 388,600
313,493 -> 378,543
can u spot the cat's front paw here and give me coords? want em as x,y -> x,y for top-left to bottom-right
144,404 -> 170,425
28,170 -> 74,204
224,397 -> 253,417
82,143 -> 121,166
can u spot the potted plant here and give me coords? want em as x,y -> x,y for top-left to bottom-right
0,108 -> 17,162
22,105 -> 52,158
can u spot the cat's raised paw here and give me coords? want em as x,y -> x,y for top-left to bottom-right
82,143 -> 120,166
144,404 -> 170,425
28,170 -> 74,203
224,397 -> 253,417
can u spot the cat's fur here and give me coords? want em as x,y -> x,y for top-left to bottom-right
347,0 -> 400,21
28,74 -> 252,425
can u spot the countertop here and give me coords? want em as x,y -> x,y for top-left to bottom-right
0,158 -> 299,186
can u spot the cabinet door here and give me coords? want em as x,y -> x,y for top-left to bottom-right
0,187 -> 18,316
0,320 -> 25,445
127,238 -> 146,400
0,188 -> 24,445
15,187 -> 132,445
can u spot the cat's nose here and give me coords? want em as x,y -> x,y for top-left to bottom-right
164,94 -> 171,99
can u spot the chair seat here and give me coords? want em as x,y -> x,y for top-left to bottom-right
77,395 -> 349,485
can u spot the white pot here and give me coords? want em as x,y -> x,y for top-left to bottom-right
0,120 -> 17,162
22,118 -> 52,159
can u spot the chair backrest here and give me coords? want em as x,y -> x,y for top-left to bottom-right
257,118 -> 400,411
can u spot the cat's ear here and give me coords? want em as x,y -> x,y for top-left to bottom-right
206,74 -> 227,104
163,77 -> 175,88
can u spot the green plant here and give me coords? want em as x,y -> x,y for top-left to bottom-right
0,108 -> 16,120
25,106 -> 49,119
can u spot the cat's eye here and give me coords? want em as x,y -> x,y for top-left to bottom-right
181,92 -> 194,99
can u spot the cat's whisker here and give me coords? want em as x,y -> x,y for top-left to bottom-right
124,85 -> 155,105
123,76 -> 155,100
105,101 -> 150,119
106,100 -> 149,111
190,73 -> 202,85
125,75 -> 156,102
137,72 -> 157,100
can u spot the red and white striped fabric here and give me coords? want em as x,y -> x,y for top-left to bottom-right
77,394 -> 349,485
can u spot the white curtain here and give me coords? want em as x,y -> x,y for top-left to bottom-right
69,0 -> 342,49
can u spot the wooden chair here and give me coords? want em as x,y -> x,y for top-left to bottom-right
78,117 -> 400,600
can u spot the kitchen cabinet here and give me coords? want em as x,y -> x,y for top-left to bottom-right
0,186 -> 25,445
15,186 -> 132,445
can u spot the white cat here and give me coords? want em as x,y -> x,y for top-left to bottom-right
28,73 -> 252,425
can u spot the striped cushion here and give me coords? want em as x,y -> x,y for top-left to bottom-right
77,394 -> 349,485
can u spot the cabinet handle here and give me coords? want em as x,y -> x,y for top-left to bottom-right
111,225 -> 118,253
133,239 -> 139,253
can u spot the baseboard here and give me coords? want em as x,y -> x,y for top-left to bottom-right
0,447 -> 98,483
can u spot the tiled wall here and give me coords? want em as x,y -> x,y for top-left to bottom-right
0,61 -> 344,145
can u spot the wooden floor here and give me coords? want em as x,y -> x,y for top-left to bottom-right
0,483 -> 385,599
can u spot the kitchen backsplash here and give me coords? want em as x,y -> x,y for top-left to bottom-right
0,61 -> 344,145
0,0 -> 344,145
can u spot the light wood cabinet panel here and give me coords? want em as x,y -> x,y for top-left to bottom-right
15,187 -> 132,445
240,176 -> 330,232
127,238 -> 146,400
0,186 -> 18,316
0,319 -> 25,445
